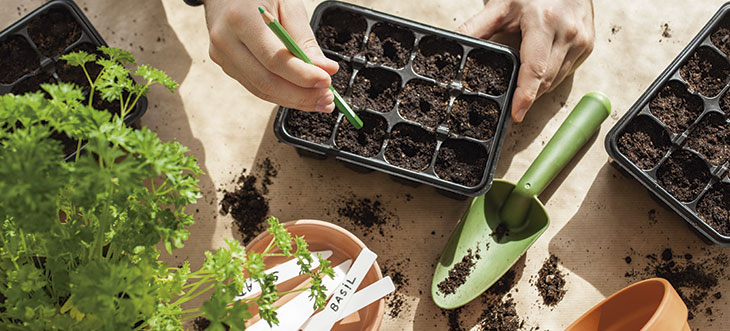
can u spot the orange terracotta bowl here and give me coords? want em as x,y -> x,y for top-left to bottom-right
566,278 -> 690,331
244,219 -> 384,331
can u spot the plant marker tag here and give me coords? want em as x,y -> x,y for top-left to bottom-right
246,259 -> 352,331
234,251 -> 333,301
300,276 -> 395,329
301,248 -> 377,331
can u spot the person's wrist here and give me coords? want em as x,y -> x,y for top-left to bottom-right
183,0 -> 204,6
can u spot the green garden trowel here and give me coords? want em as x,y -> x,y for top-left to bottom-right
432,92 -> 611,309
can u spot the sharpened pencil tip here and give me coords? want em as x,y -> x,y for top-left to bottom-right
258,7 -> 265,14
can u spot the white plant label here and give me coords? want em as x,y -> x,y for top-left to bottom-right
301,248 -> 377,331
246,259 -> 352,331
234,250 -> 333,301
300,276 -> 395,330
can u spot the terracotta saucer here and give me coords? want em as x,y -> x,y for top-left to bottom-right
566,278 -> 690,331
244,219 -> 384,331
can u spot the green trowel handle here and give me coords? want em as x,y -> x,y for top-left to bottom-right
500,92 -> 611,229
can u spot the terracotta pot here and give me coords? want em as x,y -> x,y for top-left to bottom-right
566,278 -> 690,331
244,219 -> 384,331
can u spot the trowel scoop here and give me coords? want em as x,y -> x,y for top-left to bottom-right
432,92 -> 611,309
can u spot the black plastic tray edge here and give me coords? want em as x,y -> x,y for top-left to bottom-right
272,0 -> 518,197
0,0 -> 149,161
604,1 -> 730,246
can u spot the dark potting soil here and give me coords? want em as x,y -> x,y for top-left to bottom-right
687,112 -> 730,166
56,43 -> 104,89
477,295 -> 524,331
90,91 -> 123,116
449,94 -> 500,141
315,9 -> 366,57
380,258 -> 410,318
697,182 -> 730,236
711,24 -> 730,56
50,130 -> 79,157
462,49 -> 513,96
679,47 -> 730,98
434,139 -> 487,187
397,80 -> 450,128
534,254 -> 567,307
10,71 -> 55,96
624,248 -> 726,320
442,266 -> 526,331
412,36 -> 462,83
364,22 -> 415,69
437,247 -> 480,295
617,115 -> 671,170
192,317 -> 230,331
384,124 -> 436,171
657,150 -> 711,202
335,194 -> 398,237
219,166 -> 272,244
328,56 -> 352,96
350,67 -> 401,112
335,111 -> 387,157
0,35 -> 40,84
285,110 -> 338,144
649,80 -> 703,134
27,7 -> 81,57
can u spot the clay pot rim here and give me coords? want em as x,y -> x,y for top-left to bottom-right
245,219 -> 384,331
566,277 -> 689,331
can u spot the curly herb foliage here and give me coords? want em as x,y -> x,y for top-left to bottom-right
0,47 -> 332,330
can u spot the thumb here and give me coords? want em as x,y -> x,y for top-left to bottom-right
457,1 -> 510,39
279,1 -> 338,76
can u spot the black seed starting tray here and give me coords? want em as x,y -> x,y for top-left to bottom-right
273,1 -> 519,197
0,0 -> 147,161
606,3 -> 730,246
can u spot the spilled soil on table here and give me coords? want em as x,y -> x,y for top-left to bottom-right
624,248 -> 728,321
219,158 -> 279,244
381,258 -> 411,319
533,254 -> 567,307
332,193 -> 400,238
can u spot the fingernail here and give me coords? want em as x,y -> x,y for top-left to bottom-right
314,80 -> 329,89
514,108 -> 527,122
316,102 -> 334,113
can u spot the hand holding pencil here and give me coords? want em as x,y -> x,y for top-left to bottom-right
203,0 -> 339,113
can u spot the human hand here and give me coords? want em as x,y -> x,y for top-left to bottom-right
458,0 -> 595,122
203,0 -> 339,112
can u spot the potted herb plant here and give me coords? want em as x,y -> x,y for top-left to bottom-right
0,47 -> 332,330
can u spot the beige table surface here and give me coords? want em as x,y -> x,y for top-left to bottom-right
3,0 -> 730,330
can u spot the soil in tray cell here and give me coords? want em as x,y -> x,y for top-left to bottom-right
649,80 -> 703,134
462,49 -> 513,96
617,115 -> 671,170
397,80 -> 449,129
327,55 -> 351,95
49,130 -> 78,157
315,9 -> 366,57
711,20 -> 730,57
384,123 -> 436,171
697,182 -> 730,236
27,7 -> 82,58
335,111 -> 387,157
719,87 -> 730,115
285,110 -> 338,144
56,43 -> 104,90
0,35 -> 40,84
657,150 -> 711,202
687,112 -> 730,167
10,72 -> 55,96
412,36 -> 462,83
434,139 -> 487,187
449,94 -> 500,141
351,67 -> 401,112
364,22 -> 415,69
679,46 -> 730,98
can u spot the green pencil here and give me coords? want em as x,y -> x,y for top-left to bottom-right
259,7 -> 363,129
